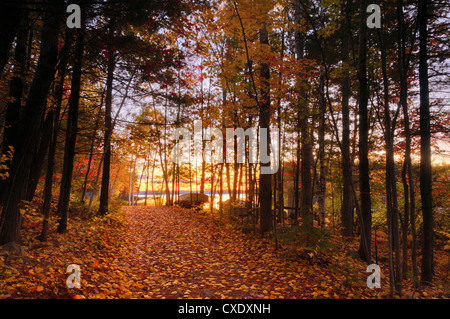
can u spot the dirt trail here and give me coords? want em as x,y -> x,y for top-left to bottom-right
2,206 -> 446,299
110,206 -> 353,299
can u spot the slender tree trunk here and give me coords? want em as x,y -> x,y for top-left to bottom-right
26,109 -> 54,202
258,22 -> 272,234
128,158 -> 133,205
295,0 -> 313,235
318,68 -> 326,229
151,159 -> 156,205
295,123 -> 300,222
38,29 -> 72,242
396,0 -> 418,284
57,29 -> 84,233
145,155 -> 150,206
357,0 -> 372,263
220,90 -> 226,217
219,163 -> 224,218
341,5 -> 354,236
131,159 -> 136,206
137,161 -> 145,204
81,90 -> 104,203
38,117 -> 57,242
293,1 -> 301,223
91,69 -> 133,211
378,24 -> 402,296
276,46 -> 284,225
98,29 -> 115,215
418,0 -> 433,284
162,94 -> 172,205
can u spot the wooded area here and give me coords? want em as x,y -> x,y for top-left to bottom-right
0,0 -> 449,299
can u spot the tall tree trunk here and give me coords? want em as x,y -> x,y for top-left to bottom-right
26,109 -> 54,202
418,0 -> 433,284
57,29 -> 84,233
38,115 -> 57,242
128,157 -> 133,205
200,67 -> 206,196
38,29 -> 72,242
295,0 -> 313,236
318,67 -> 326,229
357,0 -> 372,263
340,3 -> 354,237
0,10 -> 60,244
98,30 -> 115,215
378,24 -> 402,296
219,163 -> 224,217
132,160 -> 136,205
145,155 -> 150,206
81,90 -> 104,203
276,32 -> 285,224
396,0 -> 418,285
295,122 -> 301,222
258,21 -> 272,234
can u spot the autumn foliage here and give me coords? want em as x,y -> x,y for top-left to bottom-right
0,0 -> 449,301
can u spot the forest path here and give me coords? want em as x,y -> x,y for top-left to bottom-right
1,205 -> 388,299
112,206 -> 354,299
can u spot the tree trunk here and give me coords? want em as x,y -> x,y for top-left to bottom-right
318,68 -> 326,229
26,109 -> 54,202
38,29 -> 72,242
98,32 -> 115,215
57,29 -> 84,233
131,159 -> 136,206
128,158 -> 133,205
396,0 -> 418,285
357,0 -> 372,263
81,90 -> 104,203
294,0 -> 313,235
340,4 -> 354,237
378,24 -> 402,296
219,163 -> 224,217
418,0 -> 433,284
295,123 -> 301,222
277,31 -> 285,225
259,21 -> 272,234
145,155 -> 150,206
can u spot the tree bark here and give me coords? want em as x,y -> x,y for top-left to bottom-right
418,0 -> 433,284
38,29 -> 72,242
396,0 -> 418,285
81,90 -> 104,203
318,67 -> 326,228
259,21 -> 272,234
357,0 -> 372,263
25,109 -> 53,202
340,3 -> 354,237
57,29 -> 84,232
378,24 -> 402,296
98,29 -> 115,215
294,0 -> 313,236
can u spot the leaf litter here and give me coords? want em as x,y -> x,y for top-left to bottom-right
0,205 -> 448,299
